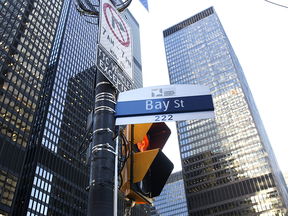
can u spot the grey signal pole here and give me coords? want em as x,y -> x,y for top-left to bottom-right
88,71 -> 117,216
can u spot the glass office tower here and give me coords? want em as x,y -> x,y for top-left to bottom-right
1,0 -> 144,215
12,0 -> 95,214
124,9 -> 143,89
0,0 -> 63,214
163,7 -> 288,216
151,171 -> 188,216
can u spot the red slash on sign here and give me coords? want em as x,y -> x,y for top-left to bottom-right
103,3 -> 130,47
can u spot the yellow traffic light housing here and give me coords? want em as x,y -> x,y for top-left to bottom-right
120,123 -> 174,205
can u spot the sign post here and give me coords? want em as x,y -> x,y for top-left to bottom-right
88,0 -> 133,216
88,72 -> 116,216
78,1 -> 216,215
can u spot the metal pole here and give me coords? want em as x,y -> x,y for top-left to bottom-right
88,71 -> 117,216
114,136 -> 119,216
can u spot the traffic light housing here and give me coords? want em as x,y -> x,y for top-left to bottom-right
120,123 -> 174,205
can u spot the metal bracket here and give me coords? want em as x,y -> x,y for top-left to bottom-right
95,98 -> 117,104
96,81 -> 111,87
95,92 -> 115,100
95,92 -> 116,104
92,143 -> 116,155
94,106 -> 115,114
93,128 -> 113,134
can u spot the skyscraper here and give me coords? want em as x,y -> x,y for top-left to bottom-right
1,0 -> 144,215
0,0 -> 64,214
283,172 -> 288,188
163,7 -> 288,216
151,171 -> 188,216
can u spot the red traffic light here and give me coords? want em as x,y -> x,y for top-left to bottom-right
145,122 -> 171,151
137,134 -> 149,152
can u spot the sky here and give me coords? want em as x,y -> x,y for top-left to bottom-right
127,0 -> 288,173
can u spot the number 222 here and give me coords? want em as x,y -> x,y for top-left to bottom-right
155,115 -> 173,121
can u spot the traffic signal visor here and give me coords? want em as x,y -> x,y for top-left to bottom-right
133,148 -> 174,197
120,123 -> 174,205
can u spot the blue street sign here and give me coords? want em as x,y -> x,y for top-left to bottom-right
115,95 -> 213,117
115,84 -> 215,125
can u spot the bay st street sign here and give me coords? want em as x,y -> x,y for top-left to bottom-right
98,0 -> 133,86
115,85 -> 215,125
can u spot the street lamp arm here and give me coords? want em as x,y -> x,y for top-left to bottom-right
74,0 -> 133,17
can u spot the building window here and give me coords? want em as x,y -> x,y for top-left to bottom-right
0,169 -> 18,207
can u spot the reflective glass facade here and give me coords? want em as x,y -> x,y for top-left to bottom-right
14,0 -> 96,214
151,171 -> 188,216
1,0 -> 143,215
283,173 -> 288,188
0,0 -> 63,214
124,9 -> 143,89
163,7 -> 288,216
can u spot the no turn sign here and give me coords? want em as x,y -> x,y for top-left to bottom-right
103,3 -> 130,47
98,0 -> 133,81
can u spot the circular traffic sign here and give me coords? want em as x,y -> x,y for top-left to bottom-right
103,3 -> 130,47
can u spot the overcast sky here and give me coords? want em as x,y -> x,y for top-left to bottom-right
128,0 -> 288,173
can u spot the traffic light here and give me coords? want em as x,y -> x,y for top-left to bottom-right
120,123 -> 174,205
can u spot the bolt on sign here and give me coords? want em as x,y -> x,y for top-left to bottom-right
98,0 -> 133,88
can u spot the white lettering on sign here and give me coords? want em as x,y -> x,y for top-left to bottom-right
97,46 -> 133,92
145,99 -> 185,112
174,99 -> 185,108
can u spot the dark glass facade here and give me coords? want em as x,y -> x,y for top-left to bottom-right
12,0 -> 95,214
151,171 -> 188,216
0,0 -> 63,214
1,0 -> 144,215
163,7 -> 288,216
